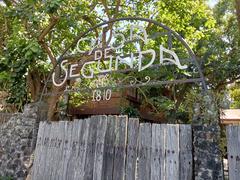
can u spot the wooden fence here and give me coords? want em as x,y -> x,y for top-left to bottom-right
32,115 -> 192,180
226,125 -> 240,180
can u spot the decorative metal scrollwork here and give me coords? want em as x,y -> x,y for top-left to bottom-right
119,76 -> 151,87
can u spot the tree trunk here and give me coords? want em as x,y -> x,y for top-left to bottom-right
27,69 -> 42,101
47,84 -> 66,121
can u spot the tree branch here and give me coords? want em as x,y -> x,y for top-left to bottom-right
82,15 -> 99,38
38,15 -> 60,42
215,75 -> 240,90
2,0 -> 12,6
38,15 -> 60,65
39,42 -> 57,66
100,0 -> 111,19
114,0 -> 121,19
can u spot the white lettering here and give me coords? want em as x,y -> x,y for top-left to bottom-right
95,50 -> 102,60
160,45 -> 187,69
130,25 -> 148,44
138,49 -> 156,71
97,48 -> 112,73
52,25 -> 188,87
69,63 -> 79,78
76,37 -> 90,53
52,60 -> 68,87
81,61 -> 94,79
111,29 -> 126,50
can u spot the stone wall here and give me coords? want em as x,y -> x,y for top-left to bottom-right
192,94 -> 224,180
0,103 -> 41,179
0,113 -> 17,125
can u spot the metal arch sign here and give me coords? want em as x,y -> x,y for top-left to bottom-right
52,44 -> 187,87
41,17 -> 207,102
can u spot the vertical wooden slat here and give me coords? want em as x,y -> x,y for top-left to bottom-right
74,119 -> 90,180
179,125 -> 192,180
101,115 -> 117,180
66,120 -> 81,180
125,118 -> 139,180
113,116 -> 128,180
54,121 -> 66,180
227,125 -> 240,180
32,121 -> 45,179
138,123 -> 152,180
151,124 -> 165,180
48,122 -> 59,179
165,124 -> 179,180
40,122 -> 52,178
72,119 -> 83,180
84,116 -> 98,180
61,122 -> 73,180
44,122 -> 54,178
160,124 -> 166,180
93,115 -> 108,180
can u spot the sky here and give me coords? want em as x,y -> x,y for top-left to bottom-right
208,0 -> 219,8
0,0 -> 4,6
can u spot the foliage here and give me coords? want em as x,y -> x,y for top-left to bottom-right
0,0 -> 239,120
202,0 -> 240,90
1,29 -> 45,109
0,176 -> 13,180
183,89 -> 231,124
229,83 -> 240,108
120,105 -> 139,118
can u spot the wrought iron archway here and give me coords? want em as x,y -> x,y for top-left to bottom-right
40,17 -> 207,102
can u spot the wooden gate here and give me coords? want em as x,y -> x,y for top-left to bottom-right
226,125 -> 240,180
32,115 -> 192,180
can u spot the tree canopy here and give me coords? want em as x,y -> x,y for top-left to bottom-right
0,0 -> 239,120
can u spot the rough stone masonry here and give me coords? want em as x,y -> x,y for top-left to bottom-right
0,104 -> 38,179
192,94 -> 224,180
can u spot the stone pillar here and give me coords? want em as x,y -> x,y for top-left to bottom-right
0,108 -> 36,178
0,102 -> 48,179
192,94 -> 224,180
28,101 -> 48,151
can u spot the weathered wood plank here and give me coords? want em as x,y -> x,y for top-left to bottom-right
56,121 -> 68,179
165,124 -> 179,180
226,125 -> 240,180
160,124 -> 166,180
101,115 -> 117,180
138,123 -> 152,180
179,125 -> 192,180
84,116 -> 98,180
113,116 -> 128,180
44,122 -> 54,178
32,116 -> 194,180
32,121 -> 45,179
66,120 -> 81,180
61,122 -> 73,180
93,115 -> 108,180
48,122 -> 60,179
54,121 -> 66,180
71,119 -> 83,180
74,119 -> 90,180
40,122 -> 52,177
125,118 -> 139,180
151,124 -> 165,180
43,122 -> 51,177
